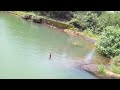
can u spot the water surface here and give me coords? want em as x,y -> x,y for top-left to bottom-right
0,12 -> 109,79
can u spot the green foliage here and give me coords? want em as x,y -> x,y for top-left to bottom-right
111,55 -> 120,74
98,12 -> 120,28
69,11 -> 120,35
112,55 -> 120,66
69,11 -> 104,34
92,11 -> 105,16
83,29 -> 97,38
96,26 -> 120,58
98,64 -> 105,74
34,11 -> 73,21
111,64 -> 120,74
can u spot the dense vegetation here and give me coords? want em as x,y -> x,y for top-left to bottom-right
96,26 -> 120,58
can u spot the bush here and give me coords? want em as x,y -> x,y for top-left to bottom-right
98,12 -> 120,28
83,29 -> 97,38
112,55 -> 120,66
69,11 -> 102,34
111,64 -> 120,74
98,64 -> 105,74
96,26 -> 120,58
69,11 -> 120,35
111,55 -> 120,74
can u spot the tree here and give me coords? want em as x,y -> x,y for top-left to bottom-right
34,11 -> 73,21
96,26 -> 120,58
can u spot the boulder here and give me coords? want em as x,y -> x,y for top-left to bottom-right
32,17 -> 42,23
22,14 -> 32,20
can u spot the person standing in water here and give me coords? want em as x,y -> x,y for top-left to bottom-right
49,53 -> 51,60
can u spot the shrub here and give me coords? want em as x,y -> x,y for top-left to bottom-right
98,64 -> 105,74
111,64 -> 120,74
98,12 -> 120,28
112,55 -> 120,66
83,29 -> 97,38
111,55 -> 120,74
69,11 -> 103,35
96,26 -> 120,58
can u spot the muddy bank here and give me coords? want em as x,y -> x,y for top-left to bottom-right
64,29 -> 96,44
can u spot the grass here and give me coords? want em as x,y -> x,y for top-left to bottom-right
83,30 -> 98,39
98,64 -> 106,74
110,55 -> 120,74
111,64 -> 120,74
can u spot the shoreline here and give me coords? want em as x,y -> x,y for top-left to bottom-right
81,63 -> 120,79
7,11 -> 96,44
7,11 -> 120,79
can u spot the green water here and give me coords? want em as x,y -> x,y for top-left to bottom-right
0,12 -> 108,79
